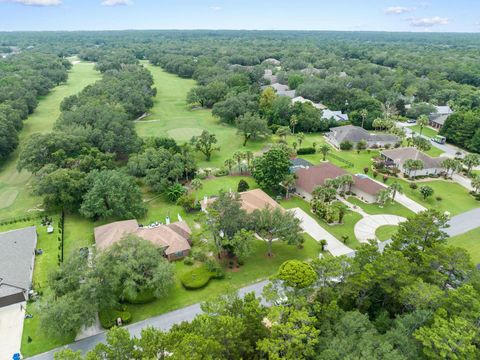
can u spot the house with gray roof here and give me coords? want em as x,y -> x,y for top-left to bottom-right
326,125 -> 399,148
290,158 -> 313,173
322,109 -> 349,122
429,105 -> 453,130
381,147 -> 445,176
0,226 -> 37,307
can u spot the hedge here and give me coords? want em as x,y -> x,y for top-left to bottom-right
180,265 -> 216,290
125,289 -> 156,304
297,147 -> 315,155
99,309 -> 132,329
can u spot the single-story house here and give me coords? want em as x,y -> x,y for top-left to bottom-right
290,158 -> 313,173
294,162 -> 385,203
292,96 -> 327,110
381,147 -> 445,177
0,227 -> 37,308
202,188 -> 281,214
263,58 -> 281,66
94,220 -> 192,261
322,109 -> 349,122
326,125 -> 399,149
429,105 -> 454,130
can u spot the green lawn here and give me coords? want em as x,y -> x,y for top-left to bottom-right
0,62 -> 100,220
375,225 -> 399,241
128,236 -> 319,322
449,227 -> 480,264
347,197 -> 414,218
399,179 -> 479,216
197,176 -> 258,198
280,196 -> 362,249
409,124 -> 439,138
135,63 -> 267,168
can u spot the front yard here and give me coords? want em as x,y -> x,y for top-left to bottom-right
347,197 -> 414,218
449,227 -> 480,264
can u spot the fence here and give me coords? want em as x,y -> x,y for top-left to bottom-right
327,153 -> 354,168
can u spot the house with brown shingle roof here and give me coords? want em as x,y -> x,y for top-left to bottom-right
94,220 -> 192,261
294,162 -> 385,203
201,189 -> 281,214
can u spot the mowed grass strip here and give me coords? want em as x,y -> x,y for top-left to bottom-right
135,63 -> 266,168
0,62 -> 101,219
449,227 -> 480,264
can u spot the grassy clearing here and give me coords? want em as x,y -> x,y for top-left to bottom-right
280,196 -> 362,249
0,62 -> 100,220
197,176 -> 258,198
449,227 -> 480,264
128,236 -> 319,322
347,197 -> 414,218
375,225 -> 399,241
398,179 -> 479,216
409,124 -> 438,139
136,63 -> 266,168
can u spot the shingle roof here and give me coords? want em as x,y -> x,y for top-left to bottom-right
94,220 -> 191,255
0,226 -> 37,301
381,147 -> 444,169
290,158 -> 313,173
429,113 -> 450,126
329,125 -> 399,143
295,162 -> 384,196
322,109 -> 349,122
239,189 -> 281,213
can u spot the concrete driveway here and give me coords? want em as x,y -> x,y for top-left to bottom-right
354,214 -> 406,243
0,301 -> 25,360
290,207 -> 355,256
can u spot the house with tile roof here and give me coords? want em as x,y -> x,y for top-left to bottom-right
94,220 -> 192,261
294,162 -> 385,203
0,227 -> 37,307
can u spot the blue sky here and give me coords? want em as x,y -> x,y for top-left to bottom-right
0,0 -> 478,32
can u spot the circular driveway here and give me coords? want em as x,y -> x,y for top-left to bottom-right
354,215 -> 406,243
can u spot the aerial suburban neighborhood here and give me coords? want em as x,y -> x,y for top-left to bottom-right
1,1 -> 480,359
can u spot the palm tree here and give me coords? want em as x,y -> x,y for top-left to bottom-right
281,174 -> 296,199
360,109 -> 368,129
388,182 -> 403,201
319,144 -> 331,161
233,151 -> 245,174
417,115 -> 429,137
462,154 -> 480,175
339,174 -> 354,193
472,176 -> 480,194
292,141 -> 298,151
296,132 -> 305,148
290,115 -> 298,134
319,239 -> 328,252
404,159 -> 424,178
334,202 -> 348,223
224,158 -> 235,174
376,189 -> 391,207
312,142 -> 318,153
245,151 -> 254,170
441,158 -> 463,178
276,126 -> 291,142
190,178 -> 203,204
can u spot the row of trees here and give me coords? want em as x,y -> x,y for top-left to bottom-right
440,110 -> 480,153
0,52 -> 70,160
18,62 -> 156,219
54,210 -> 480,359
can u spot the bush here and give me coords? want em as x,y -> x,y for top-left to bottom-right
383,175 -> 388,183
214,168 -> 228,177
205,258 -> 225,279
363,167 -> 369,174
183,256 -> 194,266
297,147 -> 315,155
237,179 -> 250,192
99,309 -> 132,329
125,289 -> 156,304
180,265 -> 215,289
339,141 -> 353,150
436,196 -> 443,201
409,182 -> 418,190
191,248 -> 208,262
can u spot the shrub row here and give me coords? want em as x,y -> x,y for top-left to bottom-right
99,309 -> 132,329
297,147 -> 316,155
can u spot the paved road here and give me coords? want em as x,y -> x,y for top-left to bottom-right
29,281 -> 268,360
397,122 -> 465,157
446,208 -> 480,237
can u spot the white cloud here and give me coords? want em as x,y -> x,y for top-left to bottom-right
13,0 -> 61,6
101,0 -> 130,6
410,16 -> 449,27
385,6 -> 412,15
210,6 -> 221,11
